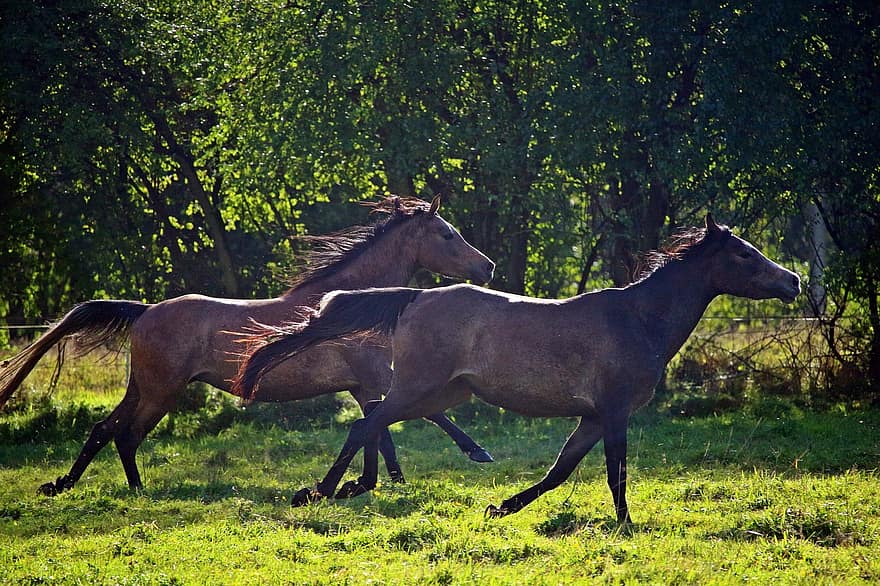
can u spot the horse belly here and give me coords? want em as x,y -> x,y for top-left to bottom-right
462,336 -> 597,416
464,368 -> 597,417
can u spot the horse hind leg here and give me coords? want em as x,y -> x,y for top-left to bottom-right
38,380 -> 141,496
334,399 -> 385,499
289,400 -> 399,506
334,380 -> 481,499
347,387 -> 405,484
113,383 -> 181,490
305,414 -> 387,505
343,381 -> 491,494
307,378 -> 462,506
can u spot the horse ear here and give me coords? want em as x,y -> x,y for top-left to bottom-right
429,195 -> 441,215
705,213 -> 722,235
392,196 -> 401,212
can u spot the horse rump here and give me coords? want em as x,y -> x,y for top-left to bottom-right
233,287 -> 421,399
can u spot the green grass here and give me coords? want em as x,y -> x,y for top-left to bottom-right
1,352 -> 879,584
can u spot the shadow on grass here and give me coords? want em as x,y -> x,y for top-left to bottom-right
108,481 -> 287,506
710,506 -> 872,548
534,508 -> 641,538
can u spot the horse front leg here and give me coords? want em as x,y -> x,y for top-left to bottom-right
292,411 -> 387,506
486,414 -> 602,517
424,412 -> 494,463
602,413 -> 632,524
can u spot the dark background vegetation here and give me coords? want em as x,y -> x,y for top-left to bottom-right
1,0 -> 878,403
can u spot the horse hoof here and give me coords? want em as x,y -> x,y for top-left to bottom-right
468,448 -> 494,463
290,487 -> 322,507
38,482 -> 59,497
389,471 -> 406,484
335,480 -> 370,500
485,504 -> 510,518
38,476 -> 72,497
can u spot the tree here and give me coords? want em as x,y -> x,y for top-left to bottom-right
2,0 -> 876,395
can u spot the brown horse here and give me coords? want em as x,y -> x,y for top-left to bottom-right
234,215 -> 801,522
0,196 -> 496,496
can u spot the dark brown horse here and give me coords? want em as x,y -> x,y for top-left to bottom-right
0,196 -> 496,496
234,215 -> 801,522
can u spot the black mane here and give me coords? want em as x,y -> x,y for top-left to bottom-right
283,197 -> 433,294
633,224 -> 731,282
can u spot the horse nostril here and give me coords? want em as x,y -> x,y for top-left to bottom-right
791,274 -> 801,292
486,261 -> 496,276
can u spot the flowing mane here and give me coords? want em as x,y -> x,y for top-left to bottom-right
632,223 -> 731,282
283,196 -> 433,294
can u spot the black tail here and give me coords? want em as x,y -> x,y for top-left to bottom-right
233,287 -> 421,399
0,300 -> 149,408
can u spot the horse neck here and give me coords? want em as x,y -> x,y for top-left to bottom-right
284,224 -> 419,303
628,257 -> 717,362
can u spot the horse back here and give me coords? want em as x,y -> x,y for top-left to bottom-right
391,285 -> 663,417
128,294 -> 294,384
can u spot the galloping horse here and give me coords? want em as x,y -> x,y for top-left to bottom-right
0,196 -> 496,496
234,215 -> 800,522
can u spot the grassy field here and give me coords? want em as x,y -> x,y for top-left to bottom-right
0,352 -> 878,584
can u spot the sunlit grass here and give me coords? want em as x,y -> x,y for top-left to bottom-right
1,349 -> 878,584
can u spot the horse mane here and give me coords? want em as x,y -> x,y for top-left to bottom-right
632,223 -> 731,282
283,196 -> 433,294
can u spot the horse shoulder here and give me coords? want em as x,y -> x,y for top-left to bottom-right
392,285 -> 491,365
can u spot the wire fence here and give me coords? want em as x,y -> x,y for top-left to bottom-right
1,314 -> 869,397
0,316 -> 846,330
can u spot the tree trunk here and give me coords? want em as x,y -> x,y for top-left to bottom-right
804,202 -> 831,316
608,168 -> 669,287
576,235 -> 604,295
867,275 -> 880,391
149,113 -> 241,297
506,204 -> 529,295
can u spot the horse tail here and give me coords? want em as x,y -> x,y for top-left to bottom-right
0,300 -> 150,408
233,287 -> 421,399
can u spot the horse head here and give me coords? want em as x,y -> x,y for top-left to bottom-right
705,214 -> 801,303
411,196 -> 495,285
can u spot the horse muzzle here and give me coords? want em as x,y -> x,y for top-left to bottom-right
472,260 -> 496,285
776,272 -> 801,303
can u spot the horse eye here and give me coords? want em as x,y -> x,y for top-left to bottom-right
737,250 -> 753,260
442,232 -> 455,241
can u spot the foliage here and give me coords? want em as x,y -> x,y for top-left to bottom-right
1,0 -> 878,390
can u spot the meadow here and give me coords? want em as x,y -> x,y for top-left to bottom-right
0,351 -> 878,584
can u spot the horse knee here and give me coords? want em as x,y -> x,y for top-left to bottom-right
83,418 -> 117,452
361,400 -> 382,416
349,417 -> 377,438
95,418 -> 116,437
